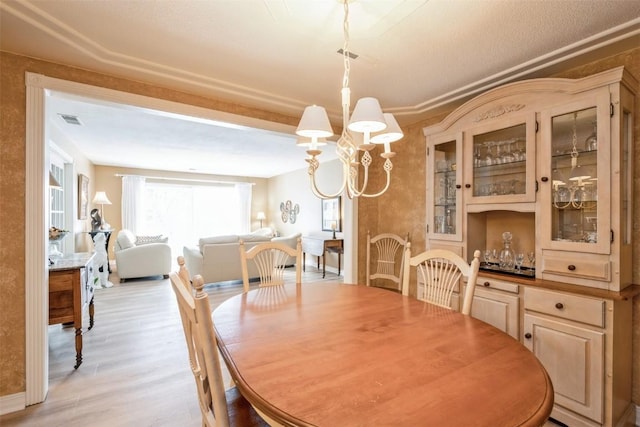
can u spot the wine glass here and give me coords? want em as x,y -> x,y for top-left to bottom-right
527,251 -> 535,268
515,253 -> 524,272
483,249 -> 492,266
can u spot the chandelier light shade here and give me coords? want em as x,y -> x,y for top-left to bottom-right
347,97 -> 386,134
371,113 -> 404,145
296,0 -> 403,199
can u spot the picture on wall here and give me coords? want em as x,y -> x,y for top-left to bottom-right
78,174 -> 89,220
321,197 -> 341,232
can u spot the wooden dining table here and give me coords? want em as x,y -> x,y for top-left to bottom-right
213,283 -> 553,427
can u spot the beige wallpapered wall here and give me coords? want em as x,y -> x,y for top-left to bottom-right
1,47 -> 639,405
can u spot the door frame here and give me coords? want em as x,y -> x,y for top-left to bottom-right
24,72 -> 358,405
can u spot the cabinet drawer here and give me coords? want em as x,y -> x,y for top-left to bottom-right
541,255 -> 610,282
474,276 -> 519,294
49,271 -> 74,292
524,287 -> 604,328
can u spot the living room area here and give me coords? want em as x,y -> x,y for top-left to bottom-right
46,82 -> 349,285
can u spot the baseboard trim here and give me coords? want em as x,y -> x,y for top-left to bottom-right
0,392 -> 25,416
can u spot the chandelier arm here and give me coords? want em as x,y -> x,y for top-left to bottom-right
348,162 -> 369,198
308,159 -> 348,199
348,158 -> 393,198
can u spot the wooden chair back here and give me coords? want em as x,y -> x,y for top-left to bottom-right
170,272 -> 231,427
239,238 -> 302,292
366,231 -> 410,292
402,247 -> 481,315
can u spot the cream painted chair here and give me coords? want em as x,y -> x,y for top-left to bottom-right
366,231 -> 410,292
402,246 -> 481,315
239,238 -> 302,292
170,271 -> 268,427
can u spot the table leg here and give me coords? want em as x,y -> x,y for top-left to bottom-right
88,295 -> 95,330
338,252 -> 341,276
322,252 -> 326,279
74,325 -> 83,369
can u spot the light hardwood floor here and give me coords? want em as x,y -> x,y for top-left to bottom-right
0,265 -> 340,427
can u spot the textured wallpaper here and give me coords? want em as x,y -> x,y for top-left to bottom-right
1,47 -> 639,407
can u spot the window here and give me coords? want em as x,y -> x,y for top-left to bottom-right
141,181 -> 250,259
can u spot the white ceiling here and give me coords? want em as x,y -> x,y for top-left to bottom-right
2,1 -> 639,177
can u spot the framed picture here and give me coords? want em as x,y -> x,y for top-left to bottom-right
78,174 -> 89,220
321,197 -> 341,232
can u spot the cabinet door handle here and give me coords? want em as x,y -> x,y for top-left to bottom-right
465,184 -> 471,189
483,281 -> 490,287
540,176 -> 549,182
524,333 -> 532,339
455,184 -> 461,189
567,265 -> 576,271
555,302 -> 564,310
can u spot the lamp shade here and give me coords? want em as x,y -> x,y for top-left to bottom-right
256,211 -> 266,220
296,105 -> 334,138
370,113 -> 403,144
296,137 -> 329,148
92,191 -> 112,205
348,97 -> 386,133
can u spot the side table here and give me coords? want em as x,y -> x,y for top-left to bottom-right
49,252 -> 96,369
89,230 -> 112,273
301,236 -> 343,278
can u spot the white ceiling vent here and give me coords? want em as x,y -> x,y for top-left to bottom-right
58,114 -> 82,125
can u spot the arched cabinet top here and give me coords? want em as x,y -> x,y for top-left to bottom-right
423,66 -> 635,136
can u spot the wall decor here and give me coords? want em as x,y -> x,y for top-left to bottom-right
280,200 -> 300,224
321,196 -> 341,232
78,174 -> 89,220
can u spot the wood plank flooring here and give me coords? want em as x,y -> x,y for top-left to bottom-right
0,266 -> 340,427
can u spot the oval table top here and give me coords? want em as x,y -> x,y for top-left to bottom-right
213,283 -> 553,427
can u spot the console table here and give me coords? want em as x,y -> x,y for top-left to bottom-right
88,230 -> 112,273
49,252 -> 96,369
301,236 -> 343,278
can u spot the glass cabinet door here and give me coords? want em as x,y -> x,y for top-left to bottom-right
465,113 -> 536,205
427,133 -> 462,241
540,90 -> 610,254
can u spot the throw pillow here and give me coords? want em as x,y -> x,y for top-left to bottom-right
116,230 -> 136,250
136,234 -> 168,245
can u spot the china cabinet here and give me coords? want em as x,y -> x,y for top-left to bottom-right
426,132 -> 462,241
422,67 -> 638,427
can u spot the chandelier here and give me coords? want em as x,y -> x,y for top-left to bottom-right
295,0 -> 404,199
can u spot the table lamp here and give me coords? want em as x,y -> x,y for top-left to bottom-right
92,191 -> 112,230
257,211 -> 266,228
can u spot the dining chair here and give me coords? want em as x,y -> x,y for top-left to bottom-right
170,271 -> 268,427
402,246 -> 481,315
366,231 -> 410,292
239,238 -> 302,292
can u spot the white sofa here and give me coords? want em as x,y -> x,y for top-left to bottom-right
183,228 -> 301,284
114,229 -> 172,282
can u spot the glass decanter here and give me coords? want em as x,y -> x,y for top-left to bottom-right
499,231 -> 515,271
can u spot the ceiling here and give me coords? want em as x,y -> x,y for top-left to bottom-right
2,1 -> 639,178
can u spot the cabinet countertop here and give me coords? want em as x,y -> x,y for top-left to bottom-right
49,252 -> 95,272
478,270 -> 640,301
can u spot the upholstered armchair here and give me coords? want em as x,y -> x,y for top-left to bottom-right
114,229 -> 172,282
